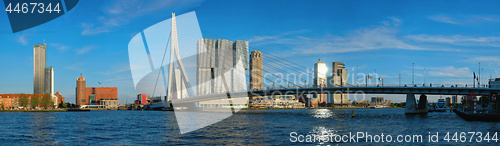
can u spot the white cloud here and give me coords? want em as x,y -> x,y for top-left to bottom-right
248,30 -> 308,46
428,15 -> 459,24
50,43 -> 69,52
427,66 -> 471,77
75,46 -> 98,54
81,0 -> 205,35
405,34 -> 500,47
81,23 -> 110,35
428,14 -> 500,25
468,56 -> 500,62
293,17 -> 459,54
248,17 -> 460,54
15,34 -> 28,45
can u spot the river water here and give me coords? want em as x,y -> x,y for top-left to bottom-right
0,108 -> 499,145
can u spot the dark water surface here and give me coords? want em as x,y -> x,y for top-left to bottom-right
0,108 -> 499,145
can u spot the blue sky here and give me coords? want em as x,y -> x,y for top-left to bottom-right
2,0 -> 500,103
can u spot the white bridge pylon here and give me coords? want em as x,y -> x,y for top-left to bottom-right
166,13 -> 194,101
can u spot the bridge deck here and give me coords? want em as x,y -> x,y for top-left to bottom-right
172,86 -> 500,103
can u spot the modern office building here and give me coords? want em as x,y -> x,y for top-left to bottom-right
249,50 -> 263,101
137,94 -> 149,105
196,39 -> 249,96
33,43 -> 47,94
489,78 -> 500,88
312,60 -> 327,106
76,74 -> 118,106
445,97 -> 451,107
327,62 -> 349,105
44,66 -> 54,95
313,60 -> 327,87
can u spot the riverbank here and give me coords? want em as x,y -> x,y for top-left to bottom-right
241,106 -> 401,110
0,109 -> 68,112
453,109 -> 500,122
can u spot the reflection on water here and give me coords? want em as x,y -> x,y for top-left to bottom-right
29,113 -> 56,145
311,109 -> 334,118
0,109 -> 498,145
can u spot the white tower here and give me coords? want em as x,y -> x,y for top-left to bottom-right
166,13 -> 193,101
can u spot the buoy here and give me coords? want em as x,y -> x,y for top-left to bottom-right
352,110 -> 354,117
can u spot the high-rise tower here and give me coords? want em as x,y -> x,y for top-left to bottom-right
76,73 -> 86,106
196,39 -> 249,95
44,66 -> 54,95
313,60 -> 327,105
249,50 -> 263,91
33,43 -> 47,94
327,62 -> 348,105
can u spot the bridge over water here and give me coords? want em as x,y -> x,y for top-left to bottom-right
171,86 -> 500,114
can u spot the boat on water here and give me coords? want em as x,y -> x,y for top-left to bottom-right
435,99 -> 447,112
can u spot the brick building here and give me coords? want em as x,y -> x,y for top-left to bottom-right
0,94 -> 45,109
76,74 -> 118,106
55,92 -> 65,104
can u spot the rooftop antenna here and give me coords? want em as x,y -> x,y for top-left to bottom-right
43,39 -> 46,45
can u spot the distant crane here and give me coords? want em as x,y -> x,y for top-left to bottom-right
98,82 -> 102,87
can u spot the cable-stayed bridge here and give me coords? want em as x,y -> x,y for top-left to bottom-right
131,12 -> 499,115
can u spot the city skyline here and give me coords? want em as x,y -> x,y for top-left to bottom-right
2,0 -> 500,103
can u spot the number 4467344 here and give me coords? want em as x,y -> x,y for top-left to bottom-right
444,132 -> 498,143
5,3 -> 61,14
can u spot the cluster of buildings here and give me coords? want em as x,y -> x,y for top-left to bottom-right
353,97 -> 391,108
33,43 -> 60,106
75,74 -> 119,108
0,43 -> 65,110
191,38 -> 356,109
308,60 -> 350,107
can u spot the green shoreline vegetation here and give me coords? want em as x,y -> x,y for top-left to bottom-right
0,109 -> 68,112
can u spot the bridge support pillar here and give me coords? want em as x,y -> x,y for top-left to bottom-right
405,93 -> 428,114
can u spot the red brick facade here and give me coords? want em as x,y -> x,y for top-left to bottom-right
0,94 -> 44,109
76,74 -> 118,105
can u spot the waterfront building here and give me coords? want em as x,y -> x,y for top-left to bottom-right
489,78 -> 500,88
99,99 -> 119,107
452,95 -> 457,104
34,43 -> 47,94
76,73 -> 86,105
55,92 -> 65,105
327,62 -> 348,105
353,100 -> 371,107
196,39 -> 249,96
198,98 -> 249,109
137,93 -> 149,104
372,97 -> 384,104
44,66 -> 54,95
249,50 -> 264,101
75,74 -> 118,106
370,97 -> 391,107
44,66 -> 58,106
445,97 -> 451,107
0,94 -> 45,109
312,60 -> 327,106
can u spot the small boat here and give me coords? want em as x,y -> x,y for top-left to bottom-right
435,99 -> 447,112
